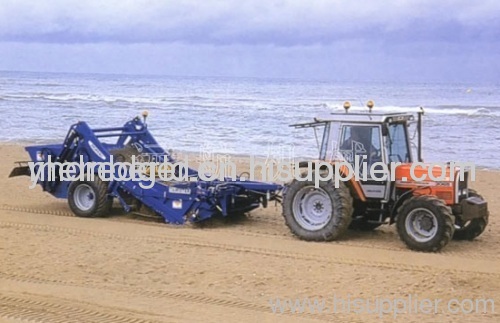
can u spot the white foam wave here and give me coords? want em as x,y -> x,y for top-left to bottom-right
3,93 -> 167,105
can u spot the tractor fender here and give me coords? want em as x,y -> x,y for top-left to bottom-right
389,188 -> 426,223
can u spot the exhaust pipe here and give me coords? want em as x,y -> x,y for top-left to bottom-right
418,107 -> 424,162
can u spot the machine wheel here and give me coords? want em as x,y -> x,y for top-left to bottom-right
453,189 -> 489,241
68,177 -> 113,218
396,195 -> 455,252
283,175 -> 353,241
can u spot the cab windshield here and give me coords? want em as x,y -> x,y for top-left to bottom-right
388,123 -> 411,163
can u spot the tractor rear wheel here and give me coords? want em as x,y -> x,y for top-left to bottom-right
283,175 -> 353,241
453,189 -> 489,241
396,195 -> 455,252
68,177 -> 113,218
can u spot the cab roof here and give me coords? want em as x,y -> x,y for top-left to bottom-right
290,112 -> 415,128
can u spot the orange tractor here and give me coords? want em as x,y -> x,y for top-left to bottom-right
283,103 -> 489,252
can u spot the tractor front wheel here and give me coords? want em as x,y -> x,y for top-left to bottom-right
453,189 -> 489,241
68,177 -> 113,218
396,195 -> 455,252
283,175 -> 353,241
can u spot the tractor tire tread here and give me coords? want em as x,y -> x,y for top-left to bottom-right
396,195 -> 455,252
282,173 -> 353,241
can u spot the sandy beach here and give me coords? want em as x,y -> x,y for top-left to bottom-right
1,143 -> 499,322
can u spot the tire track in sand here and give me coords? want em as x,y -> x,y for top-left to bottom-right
0,293 -> 161,323
1,203 -> 499,262
0,273 -> 346,323
1,220 -> 499,278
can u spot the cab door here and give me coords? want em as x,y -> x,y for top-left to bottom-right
337,124 -> 388,200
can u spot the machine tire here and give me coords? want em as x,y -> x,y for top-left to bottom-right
453,190 -> 489,241
68,177 -> 113,218
283,174 -> 353,241
396,195 -> 455,252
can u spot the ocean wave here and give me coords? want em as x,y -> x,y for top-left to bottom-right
3,90 -> 500,118
29,82 -> 63,87
1,93 -> 169,105
1,92 -> 260,107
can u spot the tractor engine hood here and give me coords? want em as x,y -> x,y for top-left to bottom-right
393,163 -> 469,205
394,163 -> 463,185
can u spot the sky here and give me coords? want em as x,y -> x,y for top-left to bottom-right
0,0 -> 499,83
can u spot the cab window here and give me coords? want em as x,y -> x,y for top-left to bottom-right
339,125 -> 382,177
388,123 -> 411,163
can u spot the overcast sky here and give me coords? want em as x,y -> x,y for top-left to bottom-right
0,0 -> 499,82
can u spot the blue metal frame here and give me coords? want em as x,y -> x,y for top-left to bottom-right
22,116 -> 282,224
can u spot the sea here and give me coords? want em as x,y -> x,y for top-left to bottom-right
0,71 -> 499,169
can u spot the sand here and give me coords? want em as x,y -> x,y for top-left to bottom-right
0,143 -> 499,322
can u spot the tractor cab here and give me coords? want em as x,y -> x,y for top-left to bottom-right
284,102 -> 488,252
291,108 -> 421,202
